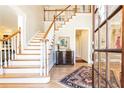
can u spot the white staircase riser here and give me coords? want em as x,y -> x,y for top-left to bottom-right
3,68 -> 42,73
10,61 -> 40,66
32,37 -> 42,40
34,35 -> 43,37
30,39 -> 41,42
28,43 -> 41,46
26,46 -> 40,49
25,48 -> 40,50
0,77 -> 50,83
22,50 -> 40,54
15,55 -> 40,60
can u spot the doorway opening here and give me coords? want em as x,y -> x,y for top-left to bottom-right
76,29 -> 88,63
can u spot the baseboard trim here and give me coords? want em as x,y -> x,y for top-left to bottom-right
76,59 -> 87,63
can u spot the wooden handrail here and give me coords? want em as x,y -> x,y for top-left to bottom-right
55,5 -> 71,18
0,39 -> 3,41
43,18 -> 56,38
0,31 -> 20,42
44,5 -> 71,39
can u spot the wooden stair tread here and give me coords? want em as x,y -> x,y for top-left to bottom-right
0,73 -> 49,78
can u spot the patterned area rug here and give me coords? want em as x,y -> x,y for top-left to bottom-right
60,66 -> 119,88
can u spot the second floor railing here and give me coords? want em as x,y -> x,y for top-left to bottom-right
44,5 -> 91,30
44,5 -> 91,21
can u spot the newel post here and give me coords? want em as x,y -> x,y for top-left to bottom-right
40,39 -> 46,76
0,43 -> 3,74
54,15 -> 56,31
75,5 -> 77,13
19,27 -> 21,54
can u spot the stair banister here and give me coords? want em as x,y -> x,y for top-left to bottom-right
0,28 -> 21,74
3,41 -> 7,67
19,27 -> 21,54
0,46 -> 2,74
7,39 -> 10,65
40,5 -> 72,78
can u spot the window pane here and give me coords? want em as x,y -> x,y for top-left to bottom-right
95,32 -> 98,49
108,10 -> 122,49
98,5 -> 106,24
94,70 -> 99,88
95,12 -> 99,30
94,52 -> 98,70
94,52 -> 99,87
99,53 -> 106,88
108,53 -> 121,88
99,24 -> 106,49
108,5 -> 119,16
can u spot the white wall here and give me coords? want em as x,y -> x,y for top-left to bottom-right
44,21 -> 52,32
0,6 -> 18,49
0,5 -> 44,48
0,6 -> 18,33
17,5 -> 44,47
55,13 -> 92,63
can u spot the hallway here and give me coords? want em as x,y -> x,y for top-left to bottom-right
0,63 -> 91,88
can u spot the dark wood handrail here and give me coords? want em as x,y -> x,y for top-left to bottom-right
44,5 -> 71,39
0,31 -> 20,42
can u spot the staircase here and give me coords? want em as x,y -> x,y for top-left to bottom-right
0,5 -> 91,84
0,32 -> 50,83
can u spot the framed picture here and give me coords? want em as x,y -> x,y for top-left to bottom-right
58,36 -> 70,50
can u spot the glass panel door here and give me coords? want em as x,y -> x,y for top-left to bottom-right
93,5 -> 123,88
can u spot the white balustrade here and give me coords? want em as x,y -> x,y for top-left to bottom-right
40,39 -> 44,76
0,29 -> 21,74
16,34 -> 19,54
46,40 -> 49,76
0,46 -> 3,74
11,38 -> 14,60
7,39 -> 10,65
0,47 -> 2,68
3,41 -> 7,67
14,36 -> 17,59
43,40 -> 46,76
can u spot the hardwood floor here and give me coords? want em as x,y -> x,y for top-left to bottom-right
0,63 -> 91,88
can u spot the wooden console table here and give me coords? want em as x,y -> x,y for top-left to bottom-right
56,51 -> 74,65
